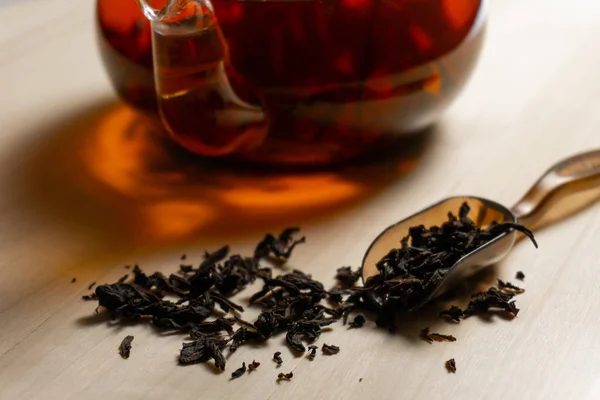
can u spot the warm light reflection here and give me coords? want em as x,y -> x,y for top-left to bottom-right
442,0 -> 481,30
140,202 -> 217,239
65,105 -> 421,244
81,107 -> 177,197
223,175 -> 362,209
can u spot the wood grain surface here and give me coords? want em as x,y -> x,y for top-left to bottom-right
2,0 -> 600,399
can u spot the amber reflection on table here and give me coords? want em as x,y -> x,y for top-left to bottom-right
22,104 -> 422,251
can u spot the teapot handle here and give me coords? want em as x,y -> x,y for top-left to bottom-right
137,0 -> 268,156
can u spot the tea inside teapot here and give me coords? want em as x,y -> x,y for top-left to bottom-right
98,0 -> 486,165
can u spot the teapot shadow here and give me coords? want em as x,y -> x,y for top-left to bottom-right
11,100 -> 437,261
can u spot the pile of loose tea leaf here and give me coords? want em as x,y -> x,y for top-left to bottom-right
85,202 -> 537,377
439,279 -> 526,321
361,202 -> 536,316
88,228 -> 352,372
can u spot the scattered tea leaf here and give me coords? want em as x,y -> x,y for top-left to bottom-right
286,320 -> 329,353
117,274 -> 129,283
255,228 -> 305,262
231,362 -> 246,379
348,315 -> 366,328
322,343 -> 340,355
88,282 -> 96,291
359,378 -> 363,382
420,328 -> 433,344
440,305 -> 464,323
445,358 -> 456,373
464,287 -> 520,317
430,332 -> 456,342
181,254 -> 187,260
119,335 -> 134,359
498,279 -> 525,294
420,327 -> 456,343
71,277 -> 76,283
229,327 -> 263,353
190,318 -> 235,337
516,271 -> 525,281
180,264 -> 193,274
179,335 -> 227,370
273,351 -> 283,365
335,266 -> 362,288
82,294 -> 97,301
277,372 -> 293,381
307,345 -> 318,360
233,315 -> 256,330
248,360 -> 260,372
249,268 -> 336,354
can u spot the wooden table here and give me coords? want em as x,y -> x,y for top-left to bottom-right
2,0 -> 600,399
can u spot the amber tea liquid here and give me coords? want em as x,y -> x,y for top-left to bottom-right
97,0 -> 485,165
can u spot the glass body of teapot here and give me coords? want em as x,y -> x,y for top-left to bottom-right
97,0 -> 486,166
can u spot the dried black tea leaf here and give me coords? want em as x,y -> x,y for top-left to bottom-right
498,279 -> 525,294
516,271 -> 525,281
190,318 -> 235,337
95,283 -> 160,319
286,329 -> 305,353
229,328 -> 246,353
322,343 -> 340,355
118,274 -> 129,283
464,287 -> 520,317
231,362 -> 246,379
124,265 -> 131,269
201,246 -> 230,269
119,335 -> 134,359
233,316 -> 256,330
247,267 -> 337,354
440,305 -> 464,322
248,360 -> 260,372
348,315 -> 366,328
181,254 -> 187,260
335,266 -> 362,288
179,336 -> 227,370
362,202 -> 537,313
420,327 -> 456,343
255,228 -> 305,261
359,378 -> 363,382
71,277 -> 76,283
229,327 -> 259,353
88,282 -> 96,291
82,294 -> 97,301
307,345 -> 318,360
445,358 -> 456,373
277,372 -> 293,381
286,320 -> 328,353
273,351 -> 283,365
211,293 -> 244,313
180,264 -> 193,274
429,332 -> 456,342
420,327 -> 433,343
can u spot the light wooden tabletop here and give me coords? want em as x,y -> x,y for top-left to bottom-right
2,0 -> 600,399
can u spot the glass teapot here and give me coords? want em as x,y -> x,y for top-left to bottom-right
97,0 -> 486,166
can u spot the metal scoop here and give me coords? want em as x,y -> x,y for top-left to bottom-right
361,149 -> 600,311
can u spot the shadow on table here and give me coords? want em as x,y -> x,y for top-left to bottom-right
9,99 -> 438,268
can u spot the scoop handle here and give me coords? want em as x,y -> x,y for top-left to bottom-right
511,149 -> 600,230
